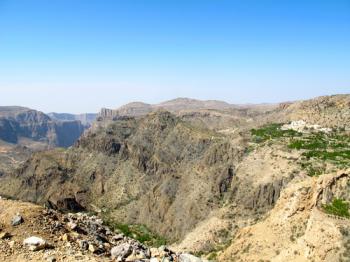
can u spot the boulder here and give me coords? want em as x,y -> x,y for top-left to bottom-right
46,256 -> 57,262
111,243 -> 133,260
179,254 -> 202,262
67,221 -> 78,230
23,236 -> 48,251
88,243 -> 98,253
0,231 -> 11,239
11,215 -> 23,226
78,240 -> 89,250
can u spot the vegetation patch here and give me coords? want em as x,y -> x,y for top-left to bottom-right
322,198 -> 350,218
251,123 -> 301,143
251,124 -> 350,176
102,214 -> 167,247
288,131 -> 350,176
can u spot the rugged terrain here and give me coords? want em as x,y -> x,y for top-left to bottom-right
0,197 -> 202,262
0,106 -> 85,148
0,106 -> 88,176
0,94 -> 349,261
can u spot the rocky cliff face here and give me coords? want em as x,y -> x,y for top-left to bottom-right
0,95 -> 349,262
219,169 -> 350,262
0,111 -> 247,242
0,106 -> 85,148
0,118 -> 18,143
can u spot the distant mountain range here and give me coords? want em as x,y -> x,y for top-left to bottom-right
99,97 -> 278,119
48,112 -> 97,126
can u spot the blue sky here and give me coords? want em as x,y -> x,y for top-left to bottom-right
0,0 -> 349,113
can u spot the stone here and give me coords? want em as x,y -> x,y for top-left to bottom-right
78,240 -> 89,250
47,256 -> 57,262
112,233 -> 124,242
11,215 -> 23,226
23,236 -> 48,251
8,240 -> 15,248
157,245 -> 169,257
179,254 -> 202,262
88,243 -> 98,253
150,247 -> 160,257
150,258 -> 159,262
111,243 -> 133,260
67,221 -> 77,230
104,242 -> 111,249
0,231 -> 11,239
61,233 -> 71,242
126,251 -> 147,261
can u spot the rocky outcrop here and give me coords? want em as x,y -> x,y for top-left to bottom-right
0,118 -> 17,143
0,111 -> 246,242
266,94 -> 350,128
219,169 -> 350,262
0,95 -> 348,261
0,106 -> 85,148
0,197 -> 205,261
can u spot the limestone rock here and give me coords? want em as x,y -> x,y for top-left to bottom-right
23,236 -> 48,251
111,243 -> 133,260
0,232 -> 11,239
179,253 -> 203,262
46,256 -> 57,262
11,215 -> 23,226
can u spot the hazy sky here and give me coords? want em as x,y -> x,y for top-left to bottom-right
0,0 -> 349,113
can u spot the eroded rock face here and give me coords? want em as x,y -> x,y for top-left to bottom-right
0,95 -> 348,258
249,177 -> 291,209
0,118 -> 18,143
0,111 -> 246,242
0,106 -> 85,148
219,169 -> 350,262
47,198 -> 85,212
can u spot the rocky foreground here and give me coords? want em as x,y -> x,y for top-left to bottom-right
0,197 -> 203,262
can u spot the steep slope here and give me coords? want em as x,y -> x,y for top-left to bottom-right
264,94 -> 350,128
0,111 -> 246,242
0,94 -> 349,261
219,169 -> 350,262
0,106 -> 85,148
171,95 -> 350,260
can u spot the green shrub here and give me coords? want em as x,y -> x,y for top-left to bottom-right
207,252 -> 217,260
119,224 -> 166,247
251,123 -> 301,142
323,199 -> 350,218
303,150 -> 350,161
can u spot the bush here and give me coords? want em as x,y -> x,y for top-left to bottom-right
251,123 -> 301,142
323,199 -> 350,218
116,224 -> 166,247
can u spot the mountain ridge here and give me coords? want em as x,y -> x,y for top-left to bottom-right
0,94 -> 349,261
